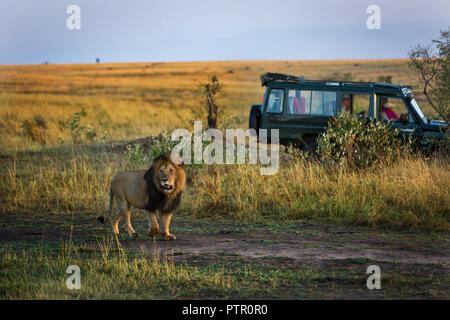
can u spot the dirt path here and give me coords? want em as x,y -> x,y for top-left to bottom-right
1,214 -> 449,298
1,214 -> 448,268
129,231 -> 449,267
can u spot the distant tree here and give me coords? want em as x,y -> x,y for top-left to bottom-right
96,57 -> 100,64
408,27 -> 449,122
199,74 -> 222,128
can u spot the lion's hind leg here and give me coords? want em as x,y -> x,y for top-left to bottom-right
124,209 -> 139,238
112,199 -> 129,238
114,199 -> 139,238
112,211 -> 123,238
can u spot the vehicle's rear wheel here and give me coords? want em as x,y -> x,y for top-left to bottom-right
249,104 -> 261,137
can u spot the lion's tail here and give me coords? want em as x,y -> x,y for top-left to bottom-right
97,186 -> 114,224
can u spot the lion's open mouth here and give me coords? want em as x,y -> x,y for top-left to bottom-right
161,184 -> 174,192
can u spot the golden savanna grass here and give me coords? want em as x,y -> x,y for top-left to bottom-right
187,158 -> 450,230
1,148 -> 449,230
0,59 -> 436,151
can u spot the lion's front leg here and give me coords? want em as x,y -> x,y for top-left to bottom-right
161,212 -> 176,240
146,211 -> 159,237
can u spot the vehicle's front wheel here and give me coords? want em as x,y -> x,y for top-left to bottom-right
300,136 -> 319,157
301,140 -> 318,153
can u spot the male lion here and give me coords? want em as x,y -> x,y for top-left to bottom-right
98,152 -> 185,240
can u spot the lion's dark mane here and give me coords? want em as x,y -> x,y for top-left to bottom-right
143,153 -> 183,214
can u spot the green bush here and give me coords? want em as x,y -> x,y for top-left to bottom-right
318,114 -> 412,169
149,131 -> 178,159
58,108 -> 97,144
125,131 -> 180,169
126,143 -> 147,167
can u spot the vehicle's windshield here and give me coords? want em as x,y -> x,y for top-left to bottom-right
410,98 -> 428,123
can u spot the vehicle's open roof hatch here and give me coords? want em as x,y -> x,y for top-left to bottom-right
261,73 -> 305,86
261,72 -> 416,89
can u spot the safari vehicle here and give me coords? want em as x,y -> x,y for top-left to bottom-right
249,73 -> 447,150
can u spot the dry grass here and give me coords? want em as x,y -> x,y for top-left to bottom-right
0,59 -> 436,151
1,147 -> 448,230
185,157 -> 450,230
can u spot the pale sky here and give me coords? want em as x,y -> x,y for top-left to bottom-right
1,0 -> 449,64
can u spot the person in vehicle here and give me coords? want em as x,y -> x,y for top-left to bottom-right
291,91 -> 305,114
342,93 -> 352,115
379,97 -> 398,121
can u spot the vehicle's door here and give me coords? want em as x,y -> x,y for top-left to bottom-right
282,88 -> 337,142
259,88 -> 291,140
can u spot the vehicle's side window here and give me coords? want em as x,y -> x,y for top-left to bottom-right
340,93 -> 370,117
302,91 -> 312,114
286,90 -> 335,116
353,94 -> 370,117
311,91 -> 336,116
287,89 -> 310,115
266,89 -> 284,113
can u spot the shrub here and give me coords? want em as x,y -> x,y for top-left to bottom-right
22,115 -> 47,145
126,143 -> 147,168
318,114 -> 412,169
376,75 -> 393,83
124,130 -> 215,171
327,72 -> 353,81
149,131 -> 178,160
58,108 -> 99,144
84,125 -> 97,142
428,130 -> 450,156
125,131 -> 179,169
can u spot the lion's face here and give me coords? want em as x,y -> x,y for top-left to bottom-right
157,162 -> 177,194
145,152 -> 186,199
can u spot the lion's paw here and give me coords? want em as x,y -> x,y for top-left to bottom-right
147,229 -> 159,237
162,234 -> 176,241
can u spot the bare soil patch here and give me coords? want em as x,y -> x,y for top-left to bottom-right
1,213 -> 448,299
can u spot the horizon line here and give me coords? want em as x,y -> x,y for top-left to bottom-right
0,57 -> 411,67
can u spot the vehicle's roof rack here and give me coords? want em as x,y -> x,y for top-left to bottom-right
261,72 -> 305,86
261,72 -> 416,89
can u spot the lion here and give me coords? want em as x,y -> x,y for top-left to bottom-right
98,152 -> 185,240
